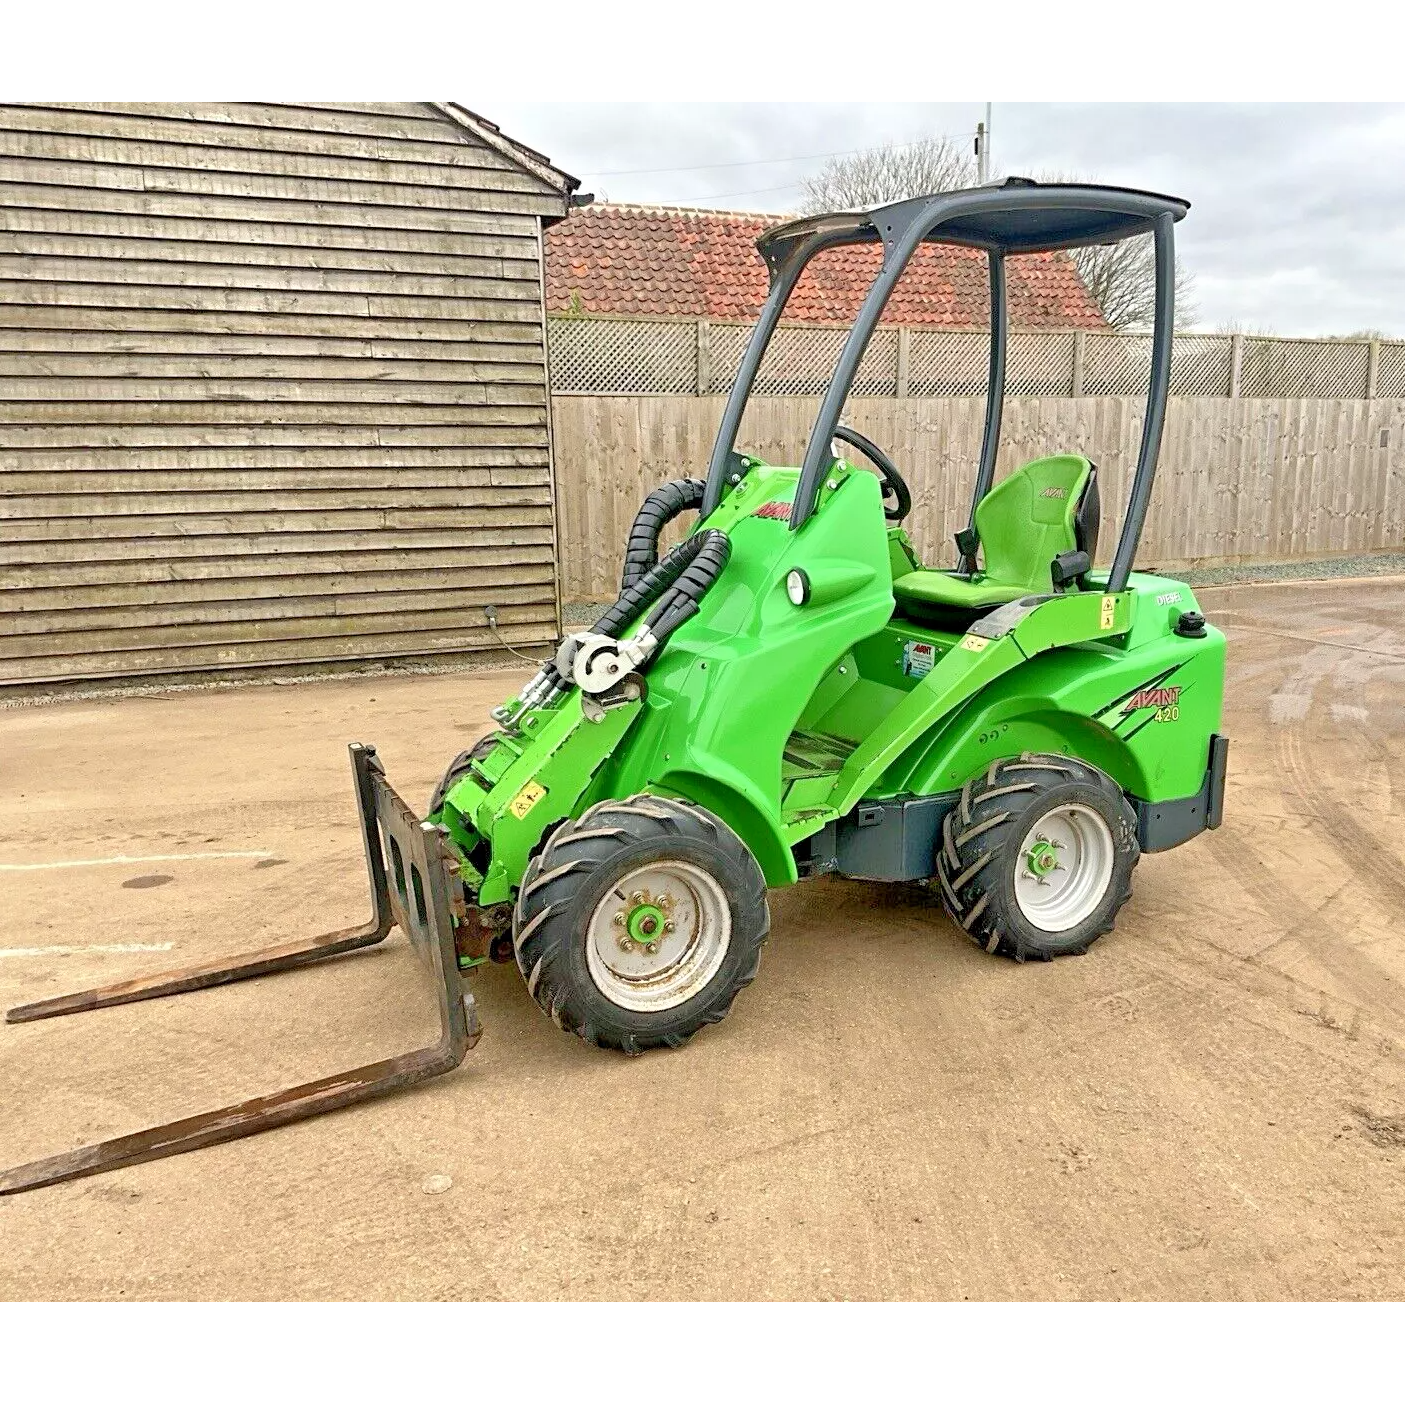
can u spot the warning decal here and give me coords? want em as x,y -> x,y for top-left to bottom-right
508,781 -> 547,820
902,640 -> 937,678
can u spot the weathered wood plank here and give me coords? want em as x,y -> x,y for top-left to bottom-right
0,157 -> 566,217
0,179 -> 546,236
3,561 -> 556,613
2,522 -> 557,566
3,617 -> 556,682
0,445 -> 550,472
0,484 -> 552,518
2,502 -> 557,543
0,253 -> 540,301
0,229 -> 540,280
0,353 -> 544,385
0,279 -> 546,323
5,580 -> 554,635
39,102 -> 461,143
0,392 -> 547,422
0,422 -> 548,448
0,329 -> 544,361
0,205 -> 540,260
1,604 -> 554,659
0,105 -> 525,171
0,302 -> 545,343
0,130 -> 558,198
0,463 -> 551,492
6,539 -> 557,590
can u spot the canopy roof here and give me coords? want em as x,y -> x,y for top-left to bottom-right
757,179 -> 1189,270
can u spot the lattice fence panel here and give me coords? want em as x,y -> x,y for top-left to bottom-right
549,317 -> 697,394
1006,332 -> 1076,395
908,330 -> 990,395
1169,335 -> 1233,396
703,322 -> 897,396
1377,342 -> 1405,398
550,318 -> 1405,400
1239,338 -> 1370,399
1081,334 -> 1153,396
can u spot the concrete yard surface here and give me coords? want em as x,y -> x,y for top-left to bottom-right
1,577 -> 1403,1300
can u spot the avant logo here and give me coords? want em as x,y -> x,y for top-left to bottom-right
1125,685 -> 1182,713
1039,485 -> 1067,499
751,500 -> 792,520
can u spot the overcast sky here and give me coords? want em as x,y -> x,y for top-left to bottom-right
487,102 -> 1405,338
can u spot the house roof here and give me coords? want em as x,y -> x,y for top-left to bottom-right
545,202 -> 1107,328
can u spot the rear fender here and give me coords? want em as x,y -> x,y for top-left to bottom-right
894,629 -> 1225,803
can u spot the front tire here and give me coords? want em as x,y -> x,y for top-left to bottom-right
937,753 -> 1139,961
513,796 -> 769,1053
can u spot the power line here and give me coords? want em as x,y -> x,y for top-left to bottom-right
582,130 -> 976,179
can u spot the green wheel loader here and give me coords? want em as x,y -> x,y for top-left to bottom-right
2,179 -> 1227,1194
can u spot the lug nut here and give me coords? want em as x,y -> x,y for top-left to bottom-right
645,942 -> 659,955
612,912 -> 625,927
663,921 -> 675,933
618,935 -> 634,951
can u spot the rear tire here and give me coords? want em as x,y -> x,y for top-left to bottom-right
513,795 -> 769,1053
936,752 -> 1139,961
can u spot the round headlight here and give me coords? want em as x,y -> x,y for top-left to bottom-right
786,568 -> 810,606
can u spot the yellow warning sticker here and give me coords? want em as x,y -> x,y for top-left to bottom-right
960,635 -> 989,653
508,780 -> 547,820
1100,595 -> 1117,630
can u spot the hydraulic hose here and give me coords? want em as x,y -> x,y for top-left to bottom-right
620,478 -> 706,591
498,528 -> 730,728
592,528 -> 727,642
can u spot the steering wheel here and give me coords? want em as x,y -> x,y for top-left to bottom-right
831,424 -> 912,523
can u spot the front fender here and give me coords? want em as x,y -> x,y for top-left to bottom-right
652,763 -> 797,887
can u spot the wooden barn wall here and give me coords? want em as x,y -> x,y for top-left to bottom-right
0,101 -> 566,687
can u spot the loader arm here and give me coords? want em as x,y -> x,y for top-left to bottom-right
0,745 -> 479,1197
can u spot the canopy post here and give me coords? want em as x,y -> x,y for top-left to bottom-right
1108,210 -> 1176,592
960,250 -> 1007,571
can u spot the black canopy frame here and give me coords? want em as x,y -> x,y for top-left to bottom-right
701,179 -> 1189,594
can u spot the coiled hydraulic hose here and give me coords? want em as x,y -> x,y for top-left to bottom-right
594,527 -> 731,647
496,528 -> 732,727
620,477 -> 706,592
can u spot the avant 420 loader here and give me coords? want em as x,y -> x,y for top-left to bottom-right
1,180 -> 1227,1194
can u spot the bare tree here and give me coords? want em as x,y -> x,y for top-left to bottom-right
799,136 -> 976,214
1069,237 -> 1199,332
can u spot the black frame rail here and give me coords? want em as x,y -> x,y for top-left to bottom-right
0,743 -> 479,1196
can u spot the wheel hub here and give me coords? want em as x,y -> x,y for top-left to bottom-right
1014,805 -> 1116,933
586,863 -> 732,1013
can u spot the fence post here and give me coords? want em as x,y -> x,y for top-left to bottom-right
1070,330 -> 1085,396
1229,334 -> 1244,399
696,319 -> 711,395
1367,339 -> 1380,399
895,326 -> 910,398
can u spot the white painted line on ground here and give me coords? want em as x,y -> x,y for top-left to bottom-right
0,942 -> 175,959
0,850 -> 274,873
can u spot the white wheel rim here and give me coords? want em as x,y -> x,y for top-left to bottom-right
585,861 -> 732,1013
1013,803 -> 1116,933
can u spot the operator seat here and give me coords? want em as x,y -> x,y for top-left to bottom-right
892,454 -> 1100,616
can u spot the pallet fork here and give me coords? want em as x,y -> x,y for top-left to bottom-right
0,744 -> 480,1196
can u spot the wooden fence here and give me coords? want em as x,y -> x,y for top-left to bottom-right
551,394 -> 1405,602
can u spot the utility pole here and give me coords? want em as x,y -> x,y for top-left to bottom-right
974,102 -> 993,184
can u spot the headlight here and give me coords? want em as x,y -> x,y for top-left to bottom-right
786,569 -> 810,606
